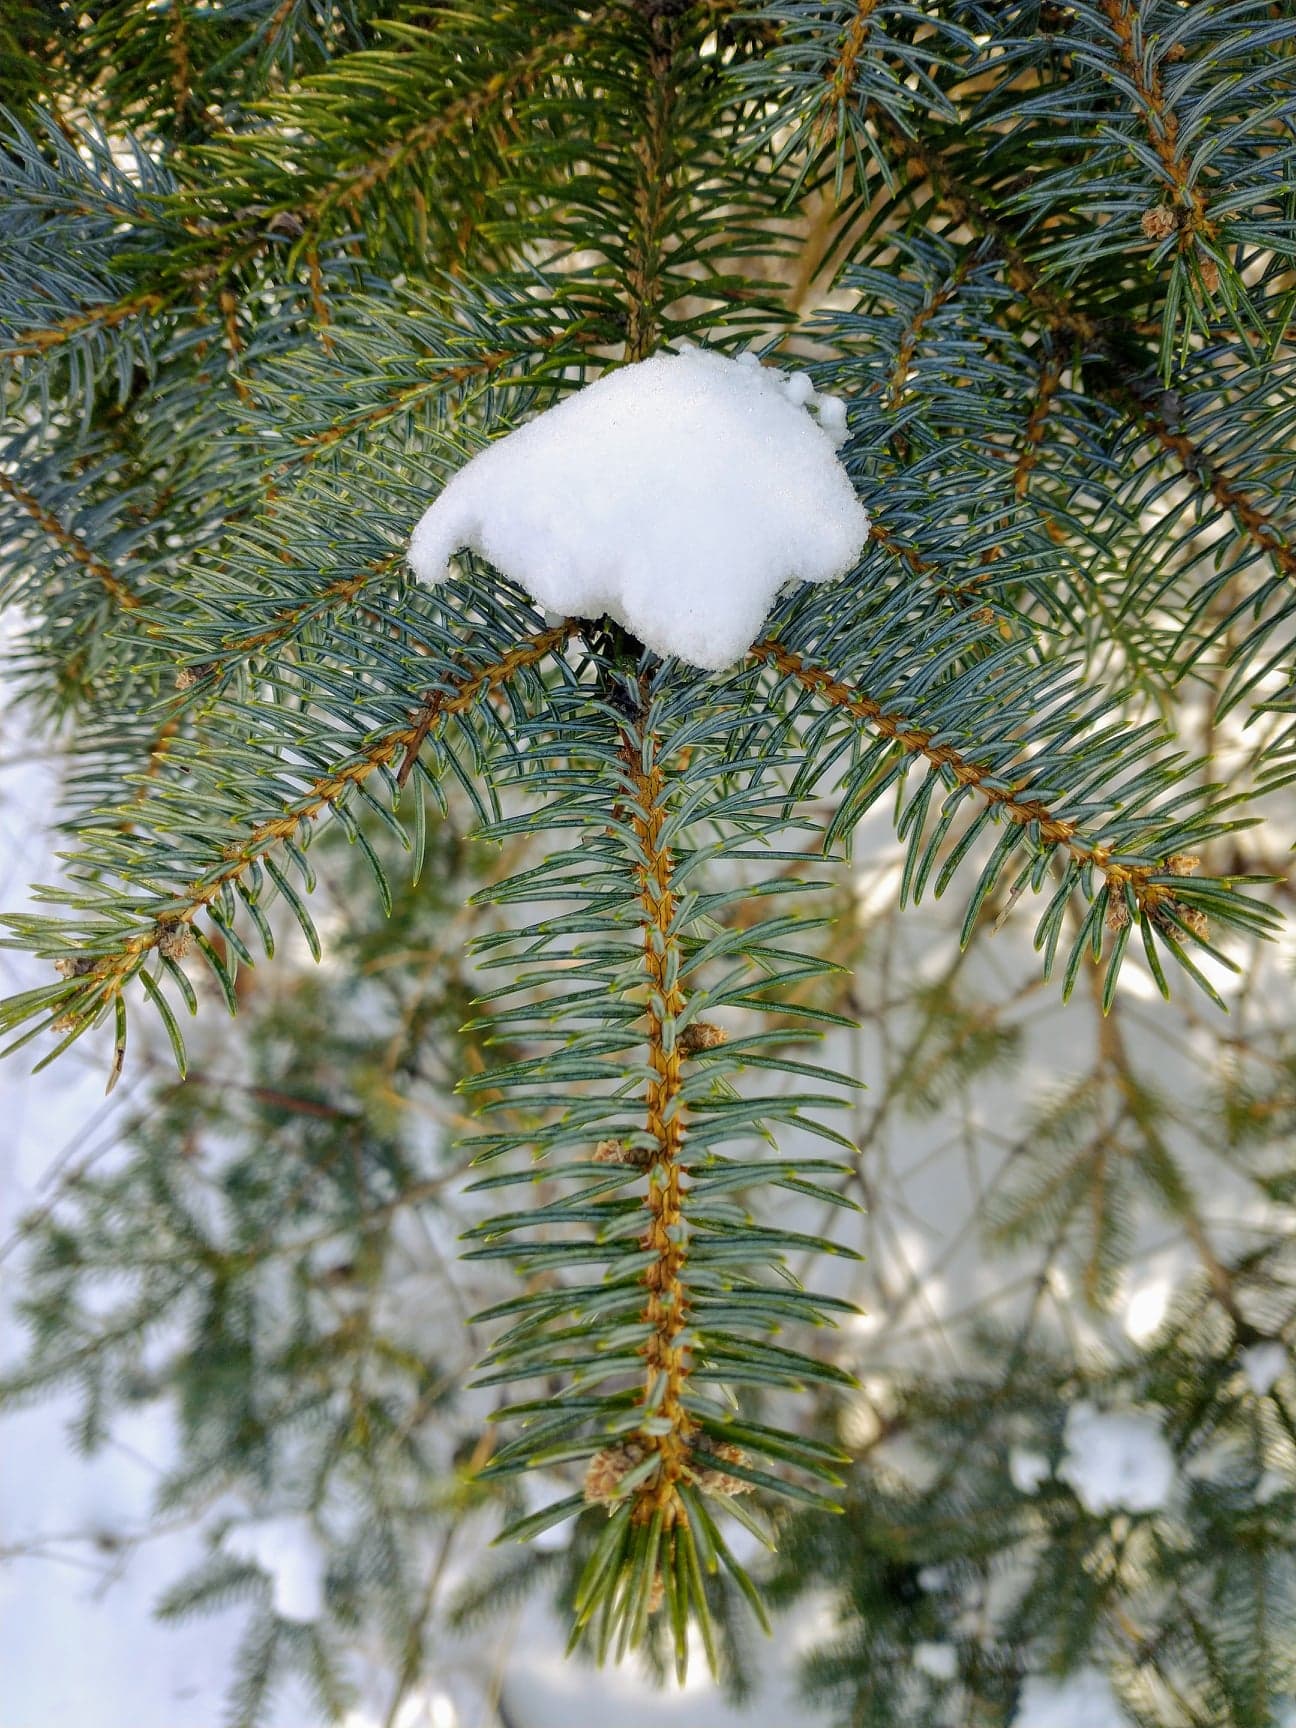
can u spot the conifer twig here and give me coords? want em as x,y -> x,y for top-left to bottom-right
621,681 -> 697,1523
51,623 -> 572,1021
1098,0 -> 1216,244
0,471 -> 141,610
753,638 -> 1201,921
816,0 -> 884,141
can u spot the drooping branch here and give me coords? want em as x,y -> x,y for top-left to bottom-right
753,638 -> 1206,926
45,623 -> 572,1025
1130,395 -> 1296,583
0,470 -> 141,610
870,118 -> 1296,588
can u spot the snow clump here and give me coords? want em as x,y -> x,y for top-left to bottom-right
1014,1667 -> 1126,1728
223,1516 -> 327,1621
408,346 -> 869,671
1059,1403 -> 1175,1515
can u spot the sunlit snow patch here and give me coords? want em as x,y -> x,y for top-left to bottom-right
1015,1667 -> 1125,1728
1058,1402 -> 1175,1515
408,347 -> 870,671
1009,1447 -> 1050,1494
913,1642 -> 959,1681
223,1516 -> 326,1621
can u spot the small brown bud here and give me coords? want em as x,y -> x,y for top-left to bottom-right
592,1139 -> 652,1168
1166,853 -> 1200,877
55,955 -> 96,978
678,1021 -> 726,1056
1141,205 -> 1178,242
1199,257 -> 1220,293
1177,905 -> 1210,941
51,1011 -> 79,1033
1165,41 -> 1187,61
690,1439 -> 752,1497
1105,897 -> 1131,933
583,1442 -> 645,1504
156,921 -> 193,961
174,663 -> 214,691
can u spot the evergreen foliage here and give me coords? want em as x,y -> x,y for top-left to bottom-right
2,0 -> 1294,1712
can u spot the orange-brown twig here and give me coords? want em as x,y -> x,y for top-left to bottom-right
55,623 -> 572,1021
816,0 -> 884,141
1099,0 -> 1215,242
622,689 -> 695,1523
1014,351 -> 1065,500
753,638 -> 1194,922
0,471 -> 140,610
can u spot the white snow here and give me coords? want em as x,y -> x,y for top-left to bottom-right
1058,1404 -> 1175,1515
1009,1448 -> 1050,1494
913,1641 -> 958,1681
1014,1668 -> 1125,1728
408,346 -> 869,671
223,1517 -> 326,1621
1241,1340 -> 1287,1395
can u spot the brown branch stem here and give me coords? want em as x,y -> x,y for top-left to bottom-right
753,638 -> 1189,919
0,470 -> 140,610
1099,0 -> 1214,241
60,623 -> 572,1020
870,118 -> 1295,585
624,686 -> 695,1523
817,0 -> 884,138
624,11 -> 681,363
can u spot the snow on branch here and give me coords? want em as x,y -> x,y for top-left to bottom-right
408,347 -> 869,670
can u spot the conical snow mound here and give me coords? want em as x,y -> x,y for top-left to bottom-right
408,347 -> 870,671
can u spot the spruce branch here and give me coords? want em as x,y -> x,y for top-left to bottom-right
2,4 -> 1294,1708
619,679 -> 698,1521
0,622 -> 570,1066
1013,351 -> 1066,503
1127,391 -> 1296,587
753,634 -> 1279,1004
1,289 -> 169,362
817,0 -> 884,137
0,469 -> 141,611
1094,0 -> 1217,245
